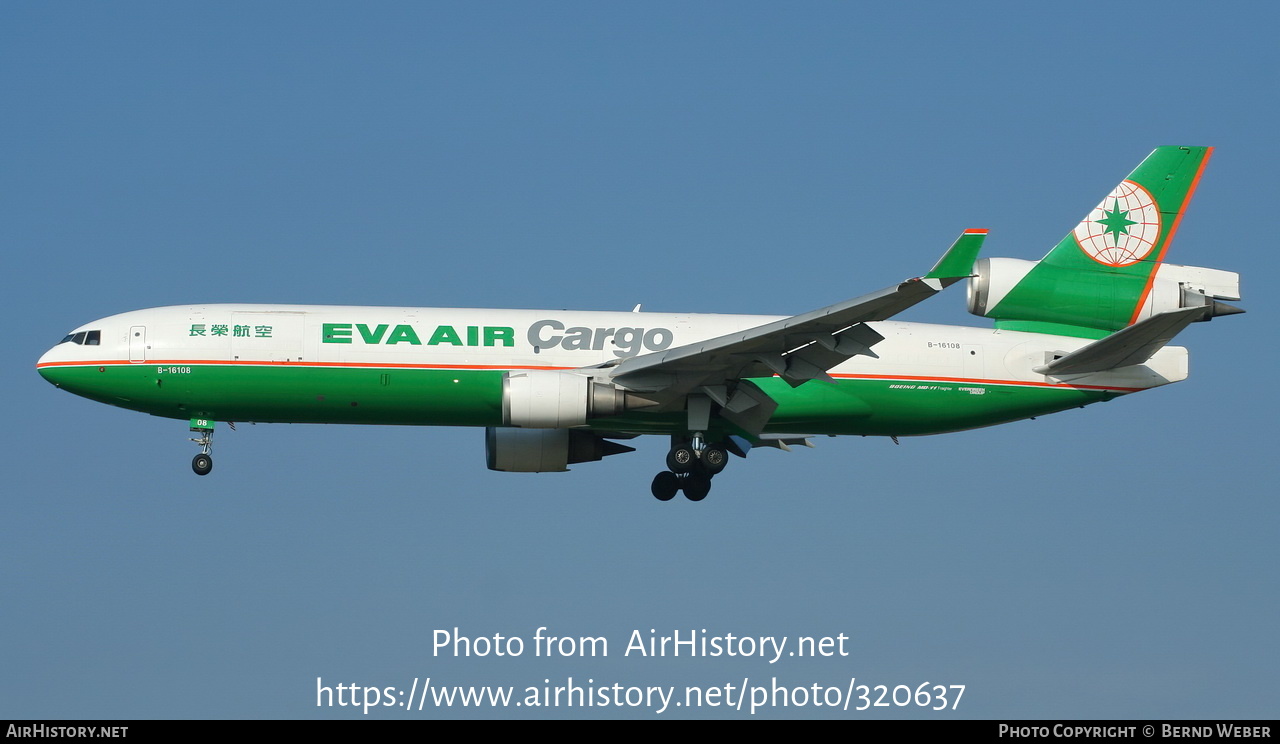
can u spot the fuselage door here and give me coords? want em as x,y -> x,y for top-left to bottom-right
129,326 -> 146,363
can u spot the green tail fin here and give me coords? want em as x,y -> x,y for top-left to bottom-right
982,146 -> 1213,336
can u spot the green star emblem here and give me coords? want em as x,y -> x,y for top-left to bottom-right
1096,199 -> 1137,245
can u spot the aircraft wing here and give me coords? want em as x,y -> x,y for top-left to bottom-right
608,230 -> 986,406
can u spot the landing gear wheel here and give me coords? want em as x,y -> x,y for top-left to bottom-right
666,444 -> 696,473
682,471 -> 712,502
651,471 -> 679,501
188,423 -> 215,476
192,453 -> 213,476
701,445 -> 729,475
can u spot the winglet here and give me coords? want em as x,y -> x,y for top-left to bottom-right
924,229 -> 987,281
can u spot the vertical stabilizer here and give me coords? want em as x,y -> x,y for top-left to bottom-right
982,146 -> 1213,335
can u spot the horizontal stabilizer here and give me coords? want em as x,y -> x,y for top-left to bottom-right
1034,306 -> 1206,375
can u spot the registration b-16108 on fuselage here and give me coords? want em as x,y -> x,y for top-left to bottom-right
37,147 -> 1241,501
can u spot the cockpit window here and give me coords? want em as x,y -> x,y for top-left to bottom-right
60,330 -> 102,346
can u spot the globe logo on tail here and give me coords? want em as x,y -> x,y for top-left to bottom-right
1073,180 -> 1161,267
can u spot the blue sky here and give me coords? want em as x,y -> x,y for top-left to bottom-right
3,2 -> 1276,719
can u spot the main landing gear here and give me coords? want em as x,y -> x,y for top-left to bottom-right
651,434 -> 730,502
189,419 -> 215,476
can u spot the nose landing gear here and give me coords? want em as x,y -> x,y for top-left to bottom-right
189,418 -> 215,476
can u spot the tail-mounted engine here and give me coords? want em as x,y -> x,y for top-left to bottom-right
967,257 -> 1242,331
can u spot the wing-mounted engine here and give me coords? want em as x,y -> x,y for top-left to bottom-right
967,257 -> 1242,332
485,428 -> 636,472
501,369 -> 656,428
488,371 -> 652,471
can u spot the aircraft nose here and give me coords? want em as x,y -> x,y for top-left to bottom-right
38,324 -> 120,397
37,347 -> 65,387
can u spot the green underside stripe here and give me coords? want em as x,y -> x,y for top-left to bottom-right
41,363 -> 1121,437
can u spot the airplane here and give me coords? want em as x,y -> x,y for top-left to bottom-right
36,146 -> 1242,501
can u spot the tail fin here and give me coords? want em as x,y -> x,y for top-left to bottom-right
970,147 -> 1226,337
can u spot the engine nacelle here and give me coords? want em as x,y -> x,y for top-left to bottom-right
966,257 -> 1037,318
1134,262 -> 1242,323
485,427 -> 635,472
968,257 -> 1241,330
502,369 -> 649,428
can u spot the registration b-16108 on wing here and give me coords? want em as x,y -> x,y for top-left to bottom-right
37,147 -> 1241,501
